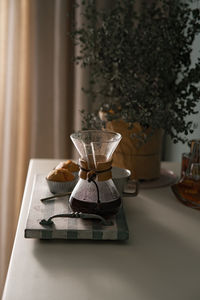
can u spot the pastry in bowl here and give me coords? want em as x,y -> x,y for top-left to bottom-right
46,168 -> 78,194
47,168 -> 75,182
55,160 -> 79,173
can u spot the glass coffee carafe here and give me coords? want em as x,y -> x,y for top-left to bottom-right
69,130 -> 122,216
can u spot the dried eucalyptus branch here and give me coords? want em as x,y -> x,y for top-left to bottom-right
71,0 -> 200,143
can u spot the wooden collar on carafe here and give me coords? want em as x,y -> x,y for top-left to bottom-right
79,158 -> 112,181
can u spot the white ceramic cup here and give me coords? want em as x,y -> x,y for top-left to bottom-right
112,166 -> 139,197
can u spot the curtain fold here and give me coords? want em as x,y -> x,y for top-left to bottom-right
0,0 -> 28,294
0,0 -> 87,296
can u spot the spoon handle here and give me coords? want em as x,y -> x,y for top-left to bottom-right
40,192 -> 71,202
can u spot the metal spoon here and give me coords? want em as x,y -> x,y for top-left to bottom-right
40,192 -> 71,202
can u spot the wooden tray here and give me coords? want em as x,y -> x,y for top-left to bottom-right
25,175 -> 129,240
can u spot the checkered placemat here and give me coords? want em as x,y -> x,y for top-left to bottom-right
25,175 -> 129,240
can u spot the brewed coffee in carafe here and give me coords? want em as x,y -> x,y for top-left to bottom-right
69,130 -> 122,216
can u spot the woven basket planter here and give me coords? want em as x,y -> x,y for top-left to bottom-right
100,114 -> 163,180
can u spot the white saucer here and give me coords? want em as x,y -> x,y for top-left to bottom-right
128,168 -> 178,189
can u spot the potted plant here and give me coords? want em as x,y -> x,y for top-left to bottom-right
71,0 -> 200,179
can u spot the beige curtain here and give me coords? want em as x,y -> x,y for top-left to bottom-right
0,0 -> 88,296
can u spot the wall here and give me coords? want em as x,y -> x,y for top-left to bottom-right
164,11 -> 200,162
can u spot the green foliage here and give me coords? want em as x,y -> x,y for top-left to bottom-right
72,0 -> 200,143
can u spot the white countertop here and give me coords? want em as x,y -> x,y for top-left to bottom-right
2,160 -> 200,300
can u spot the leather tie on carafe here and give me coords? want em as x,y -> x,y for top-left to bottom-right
79,159 -> 113,181
79,159 -> 113,206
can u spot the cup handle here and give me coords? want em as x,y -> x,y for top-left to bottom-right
122,180 -> 139,197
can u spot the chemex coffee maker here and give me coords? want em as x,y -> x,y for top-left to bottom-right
40,129 -> 139,227
69,130 -> 122,216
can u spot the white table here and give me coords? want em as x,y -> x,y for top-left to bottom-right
2,160 -> 200,300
